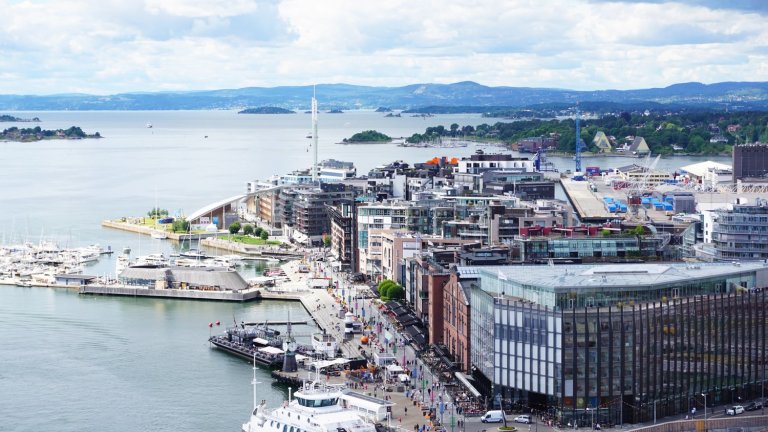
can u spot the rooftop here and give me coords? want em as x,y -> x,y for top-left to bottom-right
457,262 -> 768,292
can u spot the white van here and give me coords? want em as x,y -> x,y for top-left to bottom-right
480,410 -> 505,423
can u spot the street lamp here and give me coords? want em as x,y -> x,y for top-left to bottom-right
701,393 -> 707,431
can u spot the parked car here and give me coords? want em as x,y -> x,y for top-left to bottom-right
726,405 -> 745,415
513,415 -> 532,424
743,402 -> 757,411
480,410 -> 504,423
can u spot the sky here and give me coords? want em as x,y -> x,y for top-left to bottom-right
1,0 -> 767,95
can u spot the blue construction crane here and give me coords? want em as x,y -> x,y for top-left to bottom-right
574,106 -> 582,173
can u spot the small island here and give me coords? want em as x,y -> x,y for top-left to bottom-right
1,126 -> 101,142
238,107 -> 295,114
1,114 -> 40,122
341,130 -> 392,144
375,107 -> 393,113
327,109 -> 344,114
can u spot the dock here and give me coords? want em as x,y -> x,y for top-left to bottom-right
560,178 -> 619,222
80,285 -> 268,301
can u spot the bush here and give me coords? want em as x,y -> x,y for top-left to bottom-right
388,284 -> 405,300
254,227 -> 264,237
243,224 -> 254,236
172,219 -> 190,233
260,231 -> 269,240
228,222 -> 241,235
378,279 -> 398,298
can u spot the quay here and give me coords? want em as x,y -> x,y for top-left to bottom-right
100,219 -> 228,241
80,285 -> 268,301
200,237 -> 304,260
560,178 -> 617,222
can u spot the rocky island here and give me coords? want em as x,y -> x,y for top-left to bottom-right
1,114 -> 41,122
340,130 -> 392,144
1,126 -> 101,142
238,107 -> 295,114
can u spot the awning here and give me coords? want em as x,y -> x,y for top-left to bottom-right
386,364 -> 404,373
259,346 -> 284,355
309,358 -> 350,370
455,372 -> 481,398
253,337 -> 270,345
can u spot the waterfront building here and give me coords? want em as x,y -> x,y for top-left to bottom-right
628,136 -> 650,154
733,143 -> 768,182
592,131 -> 612,153
319,159 -> 357,182
289,183 -> 355,245
710,200 -> 768,260
455,152 -> 534,175
517,136 -> 557,153
464,262 -> 768,426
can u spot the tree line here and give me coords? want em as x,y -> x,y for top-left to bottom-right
406,111 -> 768,155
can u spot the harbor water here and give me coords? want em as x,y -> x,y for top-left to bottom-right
0,110 -> 731,431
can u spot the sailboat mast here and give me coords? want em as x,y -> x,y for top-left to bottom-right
311,88 -> 319,183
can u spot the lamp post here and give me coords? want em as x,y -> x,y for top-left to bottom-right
701,393 -> 707,431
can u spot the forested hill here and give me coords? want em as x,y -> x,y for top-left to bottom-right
1,81 -> 767,110
407,111 -> 768,156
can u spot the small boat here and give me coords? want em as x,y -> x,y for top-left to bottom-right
122,246 -> 131,254
146,122 -> 153,128
151,231 -> 168,240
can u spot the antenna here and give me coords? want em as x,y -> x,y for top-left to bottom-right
575,104 -> 582,173
311,86 -> 319,183
252,350 -> 262,411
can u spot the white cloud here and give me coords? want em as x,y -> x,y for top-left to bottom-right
0,0 -> 765,94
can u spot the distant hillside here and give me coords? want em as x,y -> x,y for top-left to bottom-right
0,81 -> 767,111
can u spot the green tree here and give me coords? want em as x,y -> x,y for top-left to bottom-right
260,230 -> 269,241
243,224 -> 254,236
378,279 -> 398,298
323,234 -> 331,248
172,219 -> 190,233
387,284 -> 405,300
228,222 -> 241,235
147,207 -> 168,218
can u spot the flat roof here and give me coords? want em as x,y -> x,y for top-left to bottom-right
458,262 -> 768,292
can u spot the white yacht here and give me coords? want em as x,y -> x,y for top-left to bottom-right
242,367 -> 375,432
151,230 -> 168,240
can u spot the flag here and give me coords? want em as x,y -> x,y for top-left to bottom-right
497,269 -> 507,281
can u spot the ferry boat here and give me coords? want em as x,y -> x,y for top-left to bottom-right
242,373 -> 375,432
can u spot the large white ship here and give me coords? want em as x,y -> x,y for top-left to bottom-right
242,357 -> 376,432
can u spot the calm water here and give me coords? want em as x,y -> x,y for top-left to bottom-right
0,110 -> 730,431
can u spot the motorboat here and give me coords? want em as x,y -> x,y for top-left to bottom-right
151,230 -> 168,240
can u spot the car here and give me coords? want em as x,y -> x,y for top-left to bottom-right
480,411 -> 504,423
726,405 -> 745,415
743,402 -> 758,411
513,415 -> 532,424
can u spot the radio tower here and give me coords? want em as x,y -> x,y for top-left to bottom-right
311,87 -> 319,183
574,105 -> 582,173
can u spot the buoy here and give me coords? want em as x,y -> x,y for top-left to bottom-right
208,322 -> 213,327
216,320 -> 221,326
360,336 -> 369,344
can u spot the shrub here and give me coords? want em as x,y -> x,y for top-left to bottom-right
243,224 -> 254,236
228,222 -> 241,235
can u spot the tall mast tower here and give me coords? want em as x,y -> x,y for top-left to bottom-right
311,88 -> 319,183
574,105 -> 582,173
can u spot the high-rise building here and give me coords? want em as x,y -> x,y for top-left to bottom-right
464,262 -> 768,427
733,143 -> 768,182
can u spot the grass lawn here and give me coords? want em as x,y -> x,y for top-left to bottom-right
227,235 -> 282,246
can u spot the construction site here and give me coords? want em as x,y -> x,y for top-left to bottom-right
561,153 -> 768,224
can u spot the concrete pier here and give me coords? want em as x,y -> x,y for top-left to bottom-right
560,178 -> 617,222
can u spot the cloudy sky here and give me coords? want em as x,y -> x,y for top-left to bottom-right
1,0 -> 767,95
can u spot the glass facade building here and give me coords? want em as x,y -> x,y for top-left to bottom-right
465,263 -> 768,426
